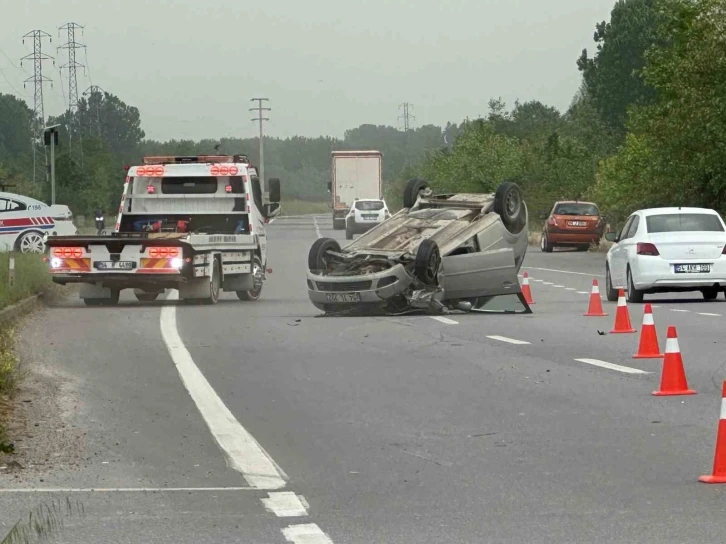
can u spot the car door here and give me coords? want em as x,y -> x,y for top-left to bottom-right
439,247 -> 521,300
610,215 -> 636,287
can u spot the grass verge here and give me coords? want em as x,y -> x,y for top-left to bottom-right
279,200 -> 330,216
0,253 -> 52,309
0,325 -> 19,454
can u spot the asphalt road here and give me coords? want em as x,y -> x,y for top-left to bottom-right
3,215 -> 726,543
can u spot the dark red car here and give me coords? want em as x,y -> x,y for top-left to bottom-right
539,201 -> 605,252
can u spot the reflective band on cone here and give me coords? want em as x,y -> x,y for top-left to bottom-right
652,326 -> 695,396
700,381 -> 726,483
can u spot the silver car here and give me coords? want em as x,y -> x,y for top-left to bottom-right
306,179 -> 530,315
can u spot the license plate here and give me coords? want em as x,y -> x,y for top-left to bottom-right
362,215 -> 378,220
674,263 -> 711,273
95,261 -> 135,270
325,293 -> 361,303
568,221 -> 587,227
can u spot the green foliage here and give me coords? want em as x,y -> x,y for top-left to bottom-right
0,325 -> 18,395
0,254 -> 51,310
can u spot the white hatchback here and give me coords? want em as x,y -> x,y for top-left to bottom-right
605,207 -> 726,302
0,192 -> 77,253
345,198 -> 390,240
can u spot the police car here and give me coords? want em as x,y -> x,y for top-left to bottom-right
0,192 -> 76,253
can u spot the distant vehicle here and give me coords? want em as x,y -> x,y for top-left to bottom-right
328,151 -> 383,230
46,154 -> 281,306
307,179 -> 530,315
539,200 -> 605,252
0,192 -> 76,253
345,198 -> 390,240
605,207 -> 726,302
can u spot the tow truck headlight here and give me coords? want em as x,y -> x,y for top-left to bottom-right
171,257 -> 184,269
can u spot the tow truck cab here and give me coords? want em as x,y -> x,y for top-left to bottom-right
47,154 -> 282,305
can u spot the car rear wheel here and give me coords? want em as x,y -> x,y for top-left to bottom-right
605,264 -> 619,302
413,239 -> 441,285
626,267 -> 644,303
403,178 -> 430,209
494,182 -> 526,234
540,232 -> 553,253
308,238 -> 341,273
702,288 -> 718,301
345,221 -> 353,240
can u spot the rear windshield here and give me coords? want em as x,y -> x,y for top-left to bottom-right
160,176 -> 217,194
553,203 -> 599,216
646,213 -> 725,233
355,201 -> 384,211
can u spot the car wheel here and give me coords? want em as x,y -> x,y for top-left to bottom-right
413,239 -> 441,285
332,218 -> 345,230
626,267 -> 644,303
237,256 -> 264,301
135,292 -> 159,302
576,244 -> 590,252
83,298 -> 104,306
308,237 -> 341,273
540,232 -> 553,253
702,288 -> 718,301
493,182 -> 527,234
17,231 -> 46,254
345,221 -> 353,240
403,178 -> 430,209
605,265 -> 619,302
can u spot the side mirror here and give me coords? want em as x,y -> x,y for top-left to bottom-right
268,178 -> 281,203
327,182 -> 332,193
605,232 -> 618,242
538,213 -> 548,220
263,202 -> 281,219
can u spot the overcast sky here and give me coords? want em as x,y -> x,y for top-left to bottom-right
1,0 -> 616,141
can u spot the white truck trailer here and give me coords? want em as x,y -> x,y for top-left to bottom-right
328,150 -> 383,230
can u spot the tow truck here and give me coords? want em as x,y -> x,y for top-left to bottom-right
46,154 -> 281,305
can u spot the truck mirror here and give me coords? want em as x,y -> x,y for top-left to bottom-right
268,178 -> 281,203
264,202 -> 281,219
327,182 -> 332,193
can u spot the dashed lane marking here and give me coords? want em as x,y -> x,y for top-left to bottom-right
670,309 -> 690,313
313,217 -> 322,238
553,285 -> 565,288
523,266 -> 604,278
542,282 -> 554,285
262,492 -> 309,517
282,524 -> 335,544
574,358 -> 651,375
487,335 -> 531,345
430,316 -> 459,325
160,292 -> 288,490
565,288 -> 577,291
699,312 -> 722,317
577,291 -> 589,295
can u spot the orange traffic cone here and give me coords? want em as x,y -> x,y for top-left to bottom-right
699,381 -> 726,483
652,326 -> 696,396
583,279 -> 607,317
521,272 -> 534,305
610,289 -> 636,334
633,304 -> 664,359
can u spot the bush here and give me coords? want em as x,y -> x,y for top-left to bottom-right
0,253 -> 51,309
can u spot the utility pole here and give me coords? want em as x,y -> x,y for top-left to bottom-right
249,97 -> 270,197
21,30 -> 54,184
44,125 -> 60,205
398,103 -> 416,166
58,22 -> 85,159
82,85 -> 105,137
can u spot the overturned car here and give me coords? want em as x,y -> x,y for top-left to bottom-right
306,179 -> 530,315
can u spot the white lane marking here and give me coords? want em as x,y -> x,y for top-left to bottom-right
577,291 -> 589,295
651,305 -> 661,308
670,309 -> 690,313
430,316 -> 458,325
0,487 -> 257,493
699,312 -> 722,317
542,282 -> 554,285
282,523 -> 334,544
262,492 -> 309,517
487,335 -> 531,345
531,279 -> 544,282
313,217 -> 322,238
574,358 -> 650,375
565,288 -> 577,291
160,292 -> 287,490
553,285 -> 565,288
523,266 -> 604,278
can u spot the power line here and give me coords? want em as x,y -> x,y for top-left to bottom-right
58,22 -> 85,160
249,97 -> 271,191
21,30 -> 54,184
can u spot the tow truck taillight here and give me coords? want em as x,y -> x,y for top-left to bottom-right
53,247 -> 83,258
148,247 -> 180,258
637,242 -> 660,256
211,165 -> 239,176
225,185 -> 233,193
147,185 -> 155,194
137,165 -> 165,177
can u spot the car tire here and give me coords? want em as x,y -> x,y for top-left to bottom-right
605,264 -> 619,302
135,292 -> 159,302
413,239 -> 441,285
308,237 -> 341,273
626,267 -> 644,303
345,221 -> 353,240
493,182 -> 526,234
237,256 -> 263,301
333,218 -> 345,230
702,288 -> 718,301
540,232 -> 553,253
83,298 -> 104,306
576,244 -> 590,252
403,178 -> 430,209
17,231 -> 46,254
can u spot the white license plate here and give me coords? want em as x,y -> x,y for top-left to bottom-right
362,215 -> 378,220
325,292 -> 361,303
674,263 -> 711,274
95,261 -> 135,270
568,221 -> 587,227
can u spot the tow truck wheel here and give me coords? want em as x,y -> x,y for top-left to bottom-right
83,289 -> 119,307
237,256 -> 263,301
135,292 -> 159,302
204,259 -> 221,305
